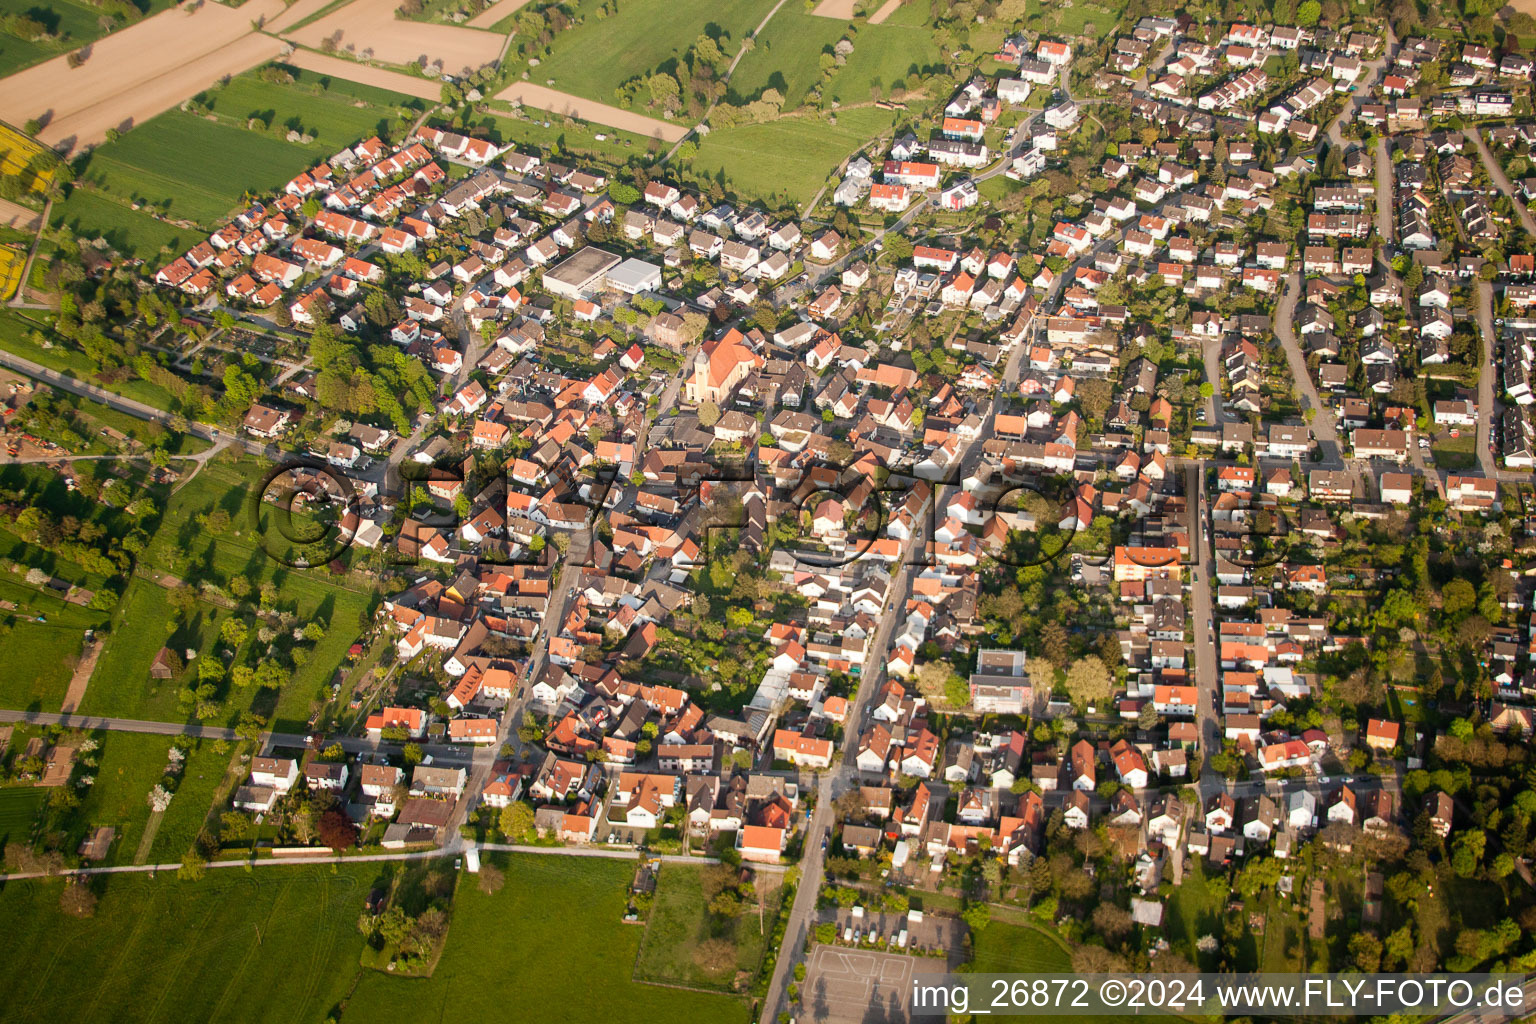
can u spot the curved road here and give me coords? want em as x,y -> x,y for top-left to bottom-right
788,66 -> 1088,306
1466,133 -> 1535,482
1271,272 -> 1347,471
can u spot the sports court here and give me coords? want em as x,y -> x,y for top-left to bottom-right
801,944 -> 915,1023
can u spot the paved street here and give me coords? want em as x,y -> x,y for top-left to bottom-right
0,709 -> 243,739
790,66 -> 1083,307
1187,463 -> 1219,796
1471,280 -> 1525,483
0,347 -> 265,458
1470,127 -> 1536,239
1374,135 -> 1395,244
1271,271 -> 1347,473
0,710 -> 479,765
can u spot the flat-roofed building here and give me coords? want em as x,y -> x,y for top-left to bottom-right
543,246 -> 622,300
607,257 -> 662,295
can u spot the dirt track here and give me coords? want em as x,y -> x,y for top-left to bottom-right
0,198 -> 41,231
0,0 -> 287,154
810,0 -> 857,17
466,0 -> 531,29
495,82 -> 688,142
267,0 -> 343,33
284,0 -> 503,75
283,48 -> 445,99
867,0 -> 901,23
60,638 -> 101,714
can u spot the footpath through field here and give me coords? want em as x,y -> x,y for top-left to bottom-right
0,841 -> 767,882
265,0 -> 345,33
467,0 -> 534,28
58,638 -> 101,714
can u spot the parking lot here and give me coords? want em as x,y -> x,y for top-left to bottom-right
801,944 -> 916,1024
821,908 -> 965,961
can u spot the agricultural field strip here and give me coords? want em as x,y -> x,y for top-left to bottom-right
280,50 -> 446,101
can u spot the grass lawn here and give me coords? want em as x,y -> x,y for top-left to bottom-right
49,390 -> 210,455
198,68 -> 426,155
634,862 -> 783,991
147,739 -> 233,862
0,605 -> 89,710
71,110 -> 330,228
824,15 -> 942,106
874,0 -> 928,26
532,0 -> 776,105
80,578 -> 209,724
0,786 -> 44,846
0,0 -> 179,77
280,65 -> 432,110
969,919 -> 1175,1024
1257,898 -> 1305,972
1387,685 -> 1429,725
1431,432 -> 1477,471
726,10 -> 845,109
1168,864 -> 1229,962
0,865 -> 374,1024
464,107 -> 667,164
686,105 -> 897,208
51,189 -> 203,262
0,531 -> 110,712
9,386 -> 206,456
71,731 -> 174,865
979,173 -> 1026,204
343,853 -> 751,1024
84,453 -> 374,731
25,238 -> 53,293
1019,0 -> 1124,43
968,919 -> 1071,972
83,573 -> 355,733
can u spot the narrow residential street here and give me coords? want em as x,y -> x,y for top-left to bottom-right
756,771 -> 835,1024
0,709 -> 242,739
758,495 -> 931,1024
1470,127 -> 1536,239
1271,272 -> 1346,472
1322,38 -> 1390,151
1474,280 -> 1506,482
795,65 -> 1084,303
1374,135 -> 1394,244
1186,462 -> 1220,797
1201,334 -> 1228,427
759,276 -> 1045,1023
0,348 -> 267,456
